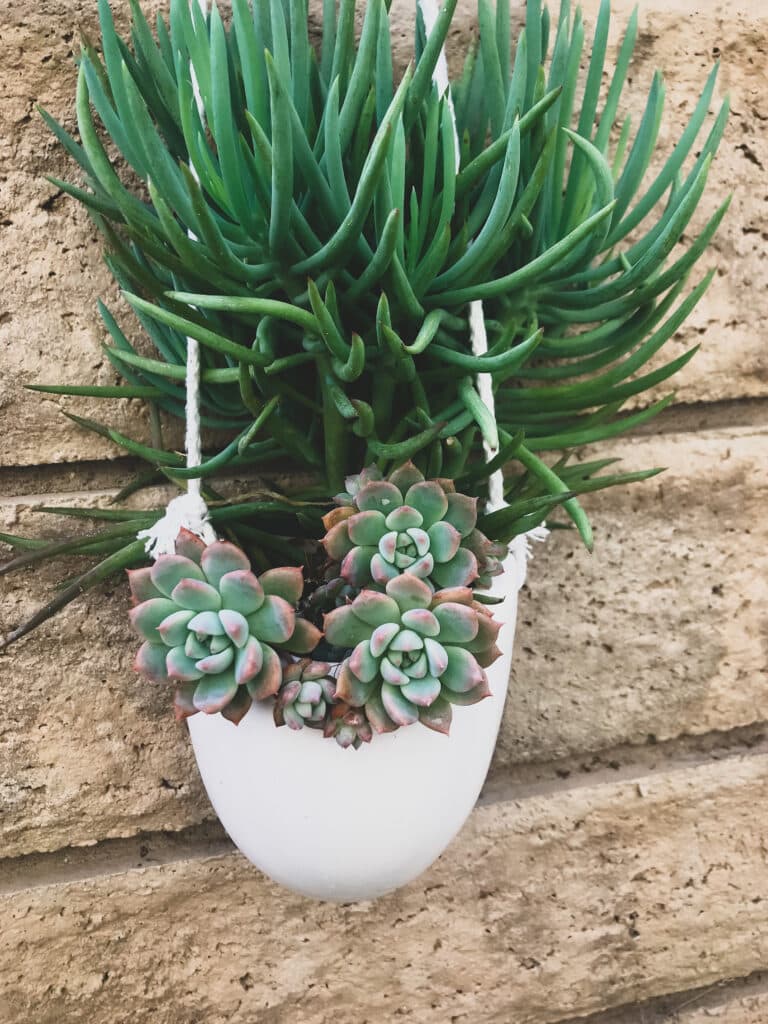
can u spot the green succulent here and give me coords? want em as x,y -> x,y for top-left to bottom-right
323,702 -> 374,750
37,0 -> 727,546
324,574 -> 502,734
128,530 -> 321,724
323,461 -> 505,591
274,659 -> 337,730
3,0 -> 728,653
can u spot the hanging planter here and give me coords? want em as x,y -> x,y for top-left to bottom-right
188,541 -> 525,901
2,0 -> 727,900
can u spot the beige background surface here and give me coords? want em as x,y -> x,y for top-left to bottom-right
1,1 -> 766,1021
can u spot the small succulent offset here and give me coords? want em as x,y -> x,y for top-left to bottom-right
323,462 -> 505,592
324,574 -> 502,736
128,531 -> 321,725
323,703 -> 374,751
274,660 -> 336,731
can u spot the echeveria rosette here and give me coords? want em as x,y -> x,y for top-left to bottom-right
274,659 -> 336,731
323,574 -> 502,735
128,532 -> 322,725
323,462 -> 503,592
323,703 -> 374,750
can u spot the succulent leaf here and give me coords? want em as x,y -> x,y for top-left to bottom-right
157,609 -> 196,647
433,602 -> 480,644
173,682 -> 199,721
129,598 -> 179,643
259,566 -> 304,605
127,567 -> 163,605
403,482 -> 449,529
170,578 -> 222,612
166,646 -> 205,682
134,640 -> 172,684
430,548 -> 479,588
220,686 -> 253,725
245,643 -> 284,701
347,510 -> 387,546
324,605 -> 376,648
174,528 -> 206,565
356,481 -> 403,515
234,636 -> 264,685
284,616 -> 324,654
150,555 -> 205,598
247,595 -> 296,643
418,696 -> 453,735
201,541 -> 251,587
218,608 -> 250,648
218,570 -> 265,615
381,683 -> 420,726
193,672 -> 239,714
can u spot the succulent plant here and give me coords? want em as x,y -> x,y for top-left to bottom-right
323,703 -> 374,750
128,530 -> 321,724
323,462 -> 504,591
3,0 -> 728,653
324,574 -> 502,735
274,659 -> 336,731
38,0 -> 727,547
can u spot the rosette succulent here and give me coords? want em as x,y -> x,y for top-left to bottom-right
323,463 -> 504,592
128,531 -> 321,724
324,574 -> 502,735
274,660 -> 336,731
323,703 -> 374,750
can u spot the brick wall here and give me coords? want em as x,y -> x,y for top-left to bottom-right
1,1 -> 767,1021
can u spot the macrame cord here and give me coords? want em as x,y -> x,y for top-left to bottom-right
138,0 -> 216,559
418,0 -> 547,583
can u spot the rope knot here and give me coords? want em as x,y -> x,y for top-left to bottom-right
138,492 -> 216,560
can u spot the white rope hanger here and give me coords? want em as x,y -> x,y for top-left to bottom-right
417,0 -> 547,579
138,0 -> 216,559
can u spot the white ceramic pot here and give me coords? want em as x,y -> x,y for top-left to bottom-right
188,539 -> 528,902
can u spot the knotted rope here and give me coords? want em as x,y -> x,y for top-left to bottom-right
138,0 -> 216,559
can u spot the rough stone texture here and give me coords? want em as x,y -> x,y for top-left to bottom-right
2,425 -> 766,857
497,424 -> 768,766
0,0 -> 766,465
0,480 -> 211,859
2,748 -> 768,1024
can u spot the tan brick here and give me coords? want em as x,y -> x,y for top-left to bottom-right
1,749 -> 768,1024
1,0 -> 765,465
497,423 -> 768,765
0,425 -> 766,856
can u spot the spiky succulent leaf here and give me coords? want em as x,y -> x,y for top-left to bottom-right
38,0 -> 726,545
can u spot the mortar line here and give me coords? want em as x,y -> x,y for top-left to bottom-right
481,721 -> 768,804
556,968 -> 768,1023
0,821 -> 235,897
2,397 -> 768,496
